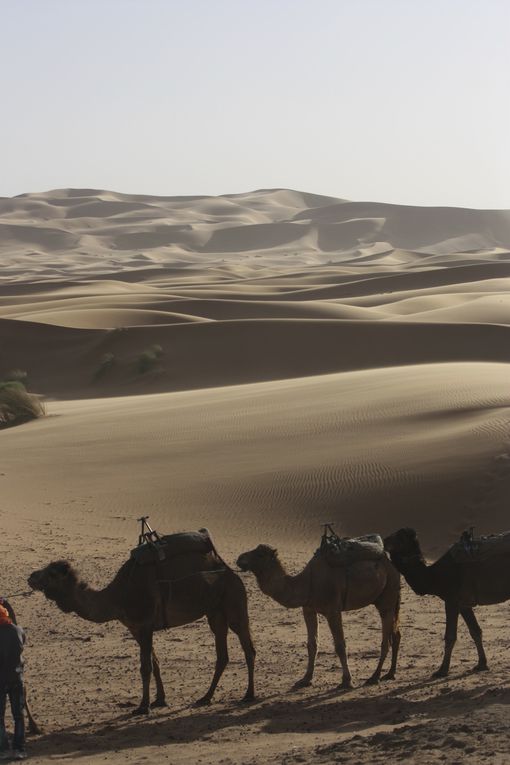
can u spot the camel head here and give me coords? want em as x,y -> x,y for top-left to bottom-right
28,561 -> 80,612
384,528 -> 421,559
237,545 -> 278,576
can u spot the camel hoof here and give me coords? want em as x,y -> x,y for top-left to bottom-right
194,696 -> 212,707
150,698 -> 168,709
240,693 -> 256,704
293,678 -> 312,690
381,672 -> 395,682
131,705 -> 150,716
431,669 -> 448,679
339,681 -> 354,692
364,676 -> 380,686
472,663 -> 489,673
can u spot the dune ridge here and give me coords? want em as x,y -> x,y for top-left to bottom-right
1,188 -> 510,282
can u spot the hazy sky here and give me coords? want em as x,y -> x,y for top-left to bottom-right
2,0 -> 509,207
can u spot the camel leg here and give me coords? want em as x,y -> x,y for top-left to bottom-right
229,618 -> 256,702
195,612 -> 229,706
365,608 -> 394,685
432,602 -> 459,678
326,612 -> 353,690
133,628 -> 153,715
461,608 -> 488,672
24,689 -> 41,735
382,610 -> 401,681
150,649 -> 168,708
294,608 -> 318,688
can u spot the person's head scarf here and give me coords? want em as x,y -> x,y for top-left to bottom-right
0,604 -> 12,626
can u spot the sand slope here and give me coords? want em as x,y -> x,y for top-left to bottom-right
3,362 -> 509,549
1,189 -> 510,764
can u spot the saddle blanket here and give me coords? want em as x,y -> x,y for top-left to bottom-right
450,530 -> 510,563
318,533 -> 385,567
131,529 -> 213,565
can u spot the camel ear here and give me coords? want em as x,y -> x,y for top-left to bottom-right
269,547 -> 277,558
53,561 -> 71,575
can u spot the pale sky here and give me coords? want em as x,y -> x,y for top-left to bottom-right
2,0 -> 509,207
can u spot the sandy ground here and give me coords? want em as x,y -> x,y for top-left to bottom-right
0,188 -> 509,763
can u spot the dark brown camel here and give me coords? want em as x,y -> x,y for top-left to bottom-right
384,528 -> 510,677
237,544 -> 401,688
28,546 -> 255,714
1,599 -> 40,734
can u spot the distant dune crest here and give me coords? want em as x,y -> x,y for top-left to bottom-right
1,188 -> 509,283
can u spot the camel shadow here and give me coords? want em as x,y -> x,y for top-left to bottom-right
28,677 -> 510,760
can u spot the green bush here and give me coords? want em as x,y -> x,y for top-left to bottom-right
0,380 -> 25,392
0,384 -> 45,428
94,352 -> 116,380
5,369 -> 28,385
136,344 -> 163,374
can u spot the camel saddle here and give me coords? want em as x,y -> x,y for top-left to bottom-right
450,529 -> 510,563
318,525 -> 385,567
131,529 -> 214,566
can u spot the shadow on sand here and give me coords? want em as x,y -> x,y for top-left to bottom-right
28,675 -> 510,760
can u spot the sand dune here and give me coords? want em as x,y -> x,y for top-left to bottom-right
1,188 -> 510,764
3,362 -> 509,550
2,184 -> 509,551
2,316 -> 510,398
5,308 -> 209,330
293,201 -> 510,250
2,189 -> 510,281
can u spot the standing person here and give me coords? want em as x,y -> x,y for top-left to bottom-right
0,602 -> 26,760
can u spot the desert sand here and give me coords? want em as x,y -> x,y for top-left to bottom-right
0,188 -> 509,763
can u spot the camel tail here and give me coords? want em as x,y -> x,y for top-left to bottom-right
199,527 -> 233,571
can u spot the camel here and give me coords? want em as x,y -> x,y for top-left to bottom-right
28,542 -> 255,714
1,598 -> 40,735
384,527 -> 510,677
236,544 -> 401,689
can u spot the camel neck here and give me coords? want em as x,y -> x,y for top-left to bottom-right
393,552 -> 431,596
65,582 -> 118,623
256,559 -> 310,609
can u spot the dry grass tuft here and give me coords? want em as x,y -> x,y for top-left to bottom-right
0,381 -> 46,429
136,344 -> 163,374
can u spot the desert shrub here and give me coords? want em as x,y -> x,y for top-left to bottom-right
94,352 -> 116,380
0,380 -> 25,392
151,344 -> 163,358
5,369 -> 28,385
136,344 -> 163,374
0,383 -> 45,428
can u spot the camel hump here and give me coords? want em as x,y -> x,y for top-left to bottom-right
131,529 -> 214,565
317,532 -> 385,567
450,529 -> 510,563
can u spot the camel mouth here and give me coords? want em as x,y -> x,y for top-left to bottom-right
236,556 -> 250,572
27,572 -> 42,591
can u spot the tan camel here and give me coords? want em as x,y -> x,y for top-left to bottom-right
28,544 -> 255,714
237,544 -> 401,688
